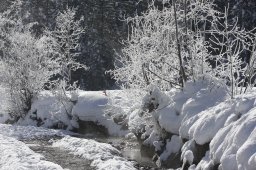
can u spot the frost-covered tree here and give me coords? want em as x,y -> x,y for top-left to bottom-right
51,7 -> 86,86
209,6 -> 255,98
110,0 -> 218,92
110,0 -> 255,99
0,28 -> 61,120
0,3 -> 86,121
107,0 -> 220,140
245,41 -> 256,92
107,1 -> 256,144
111,4 -> 180,91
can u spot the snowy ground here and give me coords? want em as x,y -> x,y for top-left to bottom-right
0,83 -> 255,170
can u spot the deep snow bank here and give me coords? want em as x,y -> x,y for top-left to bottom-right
18,90 -> 127,136
130,78 -> 256,170
72,90 -> 127,136
209,107 -> 256,170
158,79 -> 229,138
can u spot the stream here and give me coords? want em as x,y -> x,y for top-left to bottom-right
77,133 -> 160,170
23,138 -> 95,170
22,132 -> 164,170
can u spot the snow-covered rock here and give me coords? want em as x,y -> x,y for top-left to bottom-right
188,94 -> 256,145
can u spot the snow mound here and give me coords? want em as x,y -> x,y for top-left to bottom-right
72,90 -> 127,136
209,107 -> 256,170
138,78 -> 256,169
18,90 -> 127,136
0,134 -> 63,170
188,94 -> 256,145
53,136 -> 136,170
17,91 -> 75,129
158,78 -> 228,136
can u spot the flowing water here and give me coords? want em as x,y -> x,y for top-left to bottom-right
22,121 -> 163,170
23,134 -> 161,170
23,137 -> 95,170
77,133 -> 159,169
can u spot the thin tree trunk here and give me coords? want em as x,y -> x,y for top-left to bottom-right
225,6 -> 233,98
173,0 -> 186,88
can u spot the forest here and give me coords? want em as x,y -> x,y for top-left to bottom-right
0,0 -> 256,170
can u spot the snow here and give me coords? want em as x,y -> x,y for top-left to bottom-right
128,108 -> 147,135
18,90 -> 127,136
209,107 -> 256,170
160,135 -> 183,161
0,80 -> 255,170
179,79 -> 229,140
189,95 -> 256,145
0,124 -> 67,140
0,86 -> 10,123
72,90 -> 127,136
158,78 -> 228,136
18,91 -> 73,129
0,134 -> 63,170
181,140 -> 196,163
190,151 -> 214,170
0,124 -> 135,170
132,78 -> 256,169
53,136 -> 136,170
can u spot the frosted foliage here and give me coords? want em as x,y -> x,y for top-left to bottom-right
107,1 -> 220,131
0,6 -> 86,120
110,0 -> 219,92
52,7 -> 86,83
111,5 -> 180,91
0,30 -> 61,119
208,7 -> 255,98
